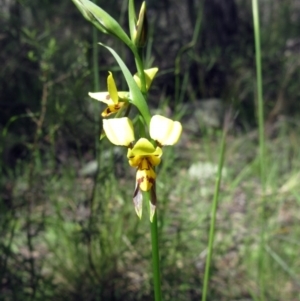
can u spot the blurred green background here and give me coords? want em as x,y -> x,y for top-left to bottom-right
1,0 -> 300,300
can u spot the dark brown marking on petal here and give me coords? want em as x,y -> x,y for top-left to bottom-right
147,176 -> 155,184
102,107 -> 115,117
102,110 -> 108,117
156,141 -> 162,148
150,183 -> 157,205
137,176 -> 144,184
133,181 -> 140,198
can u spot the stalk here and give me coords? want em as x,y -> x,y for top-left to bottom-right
137,42 -> 162,298
150,210 -> 163,301
201,122 -> 227,301
252,0 -> 267,299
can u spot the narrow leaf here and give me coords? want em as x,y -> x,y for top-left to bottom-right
100,43 -> 151,125
128,0 -> 137,40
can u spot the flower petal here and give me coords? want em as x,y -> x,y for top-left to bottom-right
88,92 -> 114,105
147,149 -> 162,166
144,68 -> 159,87
149,184 -> 157,222
103,117 -> 135,146
129,138 -> 155,155
101,102 -> 126,117
150,115 -> 182,145
134,68 -> 158,90
107,71 -> 119,104
149,200 -> 156,222
127,139 -> 162,167
117,92 -> 130,100
89,91 -> 129,105
136,165 -> 156,191
133,182 -> 143,219
127,154 -> 142,167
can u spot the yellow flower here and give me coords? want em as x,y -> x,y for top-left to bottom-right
89,68 -> 158,117
127,138 -> 162,219
89,72 -> 128,117
103,115 -> 182,220
127,139 -> 162,201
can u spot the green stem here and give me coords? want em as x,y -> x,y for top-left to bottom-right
252,0 -> 266,184
134,27 -> 162,299
150,211 -> 163,301
252,1 -> 266,300
201,129 -> 226,301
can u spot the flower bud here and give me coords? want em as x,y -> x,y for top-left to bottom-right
133,1 -> 148,48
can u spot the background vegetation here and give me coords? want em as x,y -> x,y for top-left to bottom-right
1,0 -> 300,300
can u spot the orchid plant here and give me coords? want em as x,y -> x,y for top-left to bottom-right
72,0 -> 182,300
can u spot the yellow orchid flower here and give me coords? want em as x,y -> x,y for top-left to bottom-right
89,69 -> 158,117
103,115 -> 182,220
88,72 -> 129,117
127,138 -> 162,219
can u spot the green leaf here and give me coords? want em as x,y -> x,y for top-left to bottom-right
72,0 -> 108,34
72,0 -> 134,49
100,43 -> 151,126
128,0 -> 137,41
